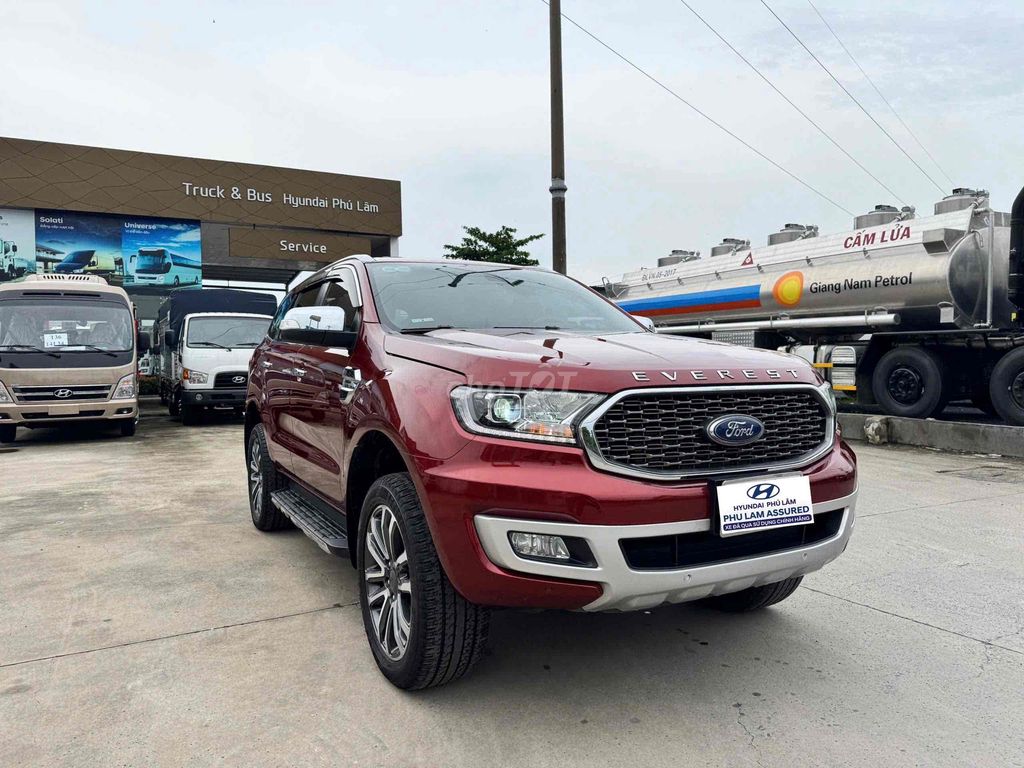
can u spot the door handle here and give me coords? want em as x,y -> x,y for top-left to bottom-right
283,367 -> 307,378
260,360 -> 272,369
338,366 -> 363,403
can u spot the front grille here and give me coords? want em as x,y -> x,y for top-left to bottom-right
12,385 -> 111,403
585,386 -> 830,477
620,508 -> 845,570
213,372 -> 248,389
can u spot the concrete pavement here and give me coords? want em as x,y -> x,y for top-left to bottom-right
1,404 -> 1022,766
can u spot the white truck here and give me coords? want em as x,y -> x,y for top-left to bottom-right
154,289 -> 276,425
1,238 -> 32,281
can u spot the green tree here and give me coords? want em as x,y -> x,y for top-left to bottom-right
443,226 -> 543,266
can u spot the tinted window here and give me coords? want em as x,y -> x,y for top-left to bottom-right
367,263 -> 640,335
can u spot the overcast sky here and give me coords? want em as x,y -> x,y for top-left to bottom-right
3,0 -> 1022,284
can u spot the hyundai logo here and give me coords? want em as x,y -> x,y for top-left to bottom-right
232,376 -> 246,384
54,388 -> 74,399
706,414 -> 766,446
746,483 -> 780,500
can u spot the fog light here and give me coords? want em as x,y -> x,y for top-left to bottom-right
509,532 -> 570,561
195,393 -> 203,401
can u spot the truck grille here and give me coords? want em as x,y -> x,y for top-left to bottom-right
582,386 -> 831,479
213,372 -> 248,389
12,385 -> 111,403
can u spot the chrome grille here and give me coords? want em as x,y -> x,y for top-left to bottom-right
12,384 -> 111,403
581,385 -> 832,479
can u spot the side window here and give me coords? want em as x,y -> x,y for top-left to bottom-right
319,275 -> 361,334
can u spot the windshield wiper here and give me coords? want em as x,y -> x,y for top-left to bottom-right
0,344 -> 61,358
398,325 -> 456,335
74,345 -> 119,357
190,341 -> 230,349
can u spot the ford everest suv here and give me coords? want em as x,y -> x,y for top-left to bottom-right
244,256 -> 857,689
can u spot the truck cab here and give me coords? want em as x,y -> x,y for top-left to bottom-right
0,274 -> 146,442
154,289 -> 277,425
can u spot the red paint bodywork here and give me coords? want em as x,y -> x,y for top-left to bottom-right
248,259 -> 857,610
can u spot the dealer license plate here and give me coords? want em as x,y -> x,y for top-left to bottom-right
716,474 -> 813,537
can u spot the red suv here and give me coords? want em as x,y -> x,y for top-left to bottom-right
244,257 -> 857,689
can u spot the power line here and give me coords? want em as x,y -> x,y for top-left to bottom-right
541,1 -> 854,216
676,0 -> 908,206
806,0 -> 955,187
759,0 -> 946,195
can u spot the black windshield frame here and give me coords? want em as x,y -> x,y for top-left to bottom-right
366,262 -> 642,336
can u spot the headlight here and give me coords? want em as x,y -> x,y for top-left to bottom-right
450,386 -> 604,445
0,380 -> 12,404
182,368 -> 208,384
818,380 -> 837,415
112,374 -> 136,400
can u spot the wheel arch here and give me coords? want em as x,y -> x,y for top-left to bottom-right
345,428 -> 419,566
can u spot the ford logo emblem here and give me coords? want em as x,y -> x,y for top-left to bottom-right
54,388 -> 74,399
706,414 -> 766,446
746,482 -> 780,500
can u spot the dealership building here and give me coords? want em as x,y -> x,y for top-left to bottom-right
0,136 -> 402,321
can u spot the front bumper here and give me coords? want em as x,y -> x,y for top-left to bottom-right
474,488 -> 856,611
182,388 -> 246,407
0,401 -> 137,427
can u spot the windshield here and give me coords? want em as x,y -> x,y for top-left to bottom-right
367,262 -> 641,335
186,316 -> 270,348
136,251 -> 167,273
61,251 -> 94,267
0,298 -> 133,352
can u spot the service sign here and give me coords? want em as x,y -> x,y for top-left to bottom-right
717,474 -> 813,537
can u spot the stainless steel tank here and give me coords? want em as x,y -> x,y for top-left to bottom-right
614,195 -> 1014,332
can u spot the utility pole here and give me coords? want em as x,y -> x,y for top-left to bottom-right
549,0 -> 567,274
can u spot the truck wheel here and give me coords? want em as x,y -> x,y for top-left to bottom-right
181,404 -> 200,426
0,424 -> 15,444
872,347 -> 948,418
247,425 -> 291,530
989,347 -> 1024,426
358,473 -> 490,690
119,419 -> 137,437
168,390 -> 181,418
702,576 -> 803,612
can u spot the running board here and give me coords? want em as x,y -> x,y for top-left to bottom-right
270,488 -> 349,556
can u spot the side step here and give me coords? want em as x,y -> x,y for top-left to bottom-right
270,488 -> 349,556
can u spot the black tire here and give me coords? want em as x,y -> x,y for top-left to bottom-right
119,419 -> 137,437
173,276 -> 180,286
181,403 -> 200,426
246,424 -> 290,531
702,576 -> 804,612
989,347 -> 1024,426
358,473 -> 490,690
168,389 -> 181,418
871,347 -> 948,418
0,424 -> 15,444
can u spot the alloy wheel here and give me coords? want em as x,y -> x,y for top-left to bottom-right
248,439 -> 263,512
364,503 -> 412,660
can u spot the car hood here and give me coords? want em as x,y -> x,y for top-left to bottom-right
383,329 -> 819,393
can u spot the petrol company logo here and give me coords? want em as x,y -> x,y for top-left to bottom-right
705,414 -> 766,446
772,270 -> 804,307
746,482 -> 780,500
53,388 -> 73,399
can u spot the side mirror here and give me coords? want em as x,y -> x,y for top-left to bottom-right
137,333 -> 151,354
279,306 -> 356,348
164,329 -> 177,348
633,315 -> 656,332
10,244 -> 15,253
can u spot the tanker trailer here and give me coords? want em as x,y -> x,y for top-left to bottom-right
608,188 -> 1024,424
